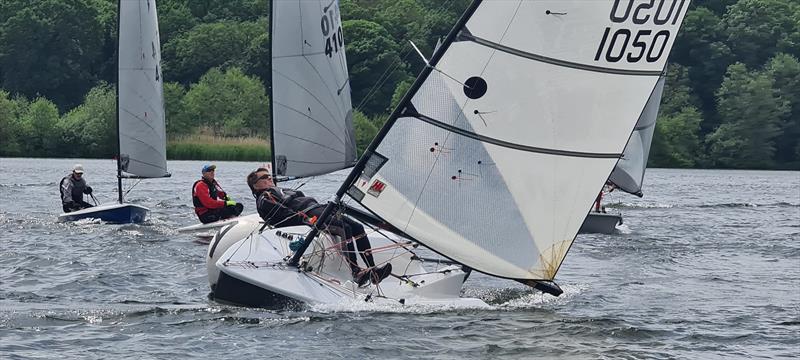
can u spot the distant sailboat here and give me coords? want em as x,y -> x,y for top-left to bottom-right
58,0 -> 170,223
208,0 -> 690,307
579,72 -> 667,234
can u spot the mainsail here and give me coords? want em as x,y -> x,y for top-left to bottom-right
271,0 -> 356,178
336,0 -> 689,281
608,73 -> 667,197
117,0 -> 169,179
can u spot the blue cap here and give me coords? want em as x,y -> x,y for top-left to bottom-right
202,164 -> 216,173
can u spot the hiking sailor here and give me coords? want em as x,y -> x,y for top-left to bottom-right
246,167 -> 392,286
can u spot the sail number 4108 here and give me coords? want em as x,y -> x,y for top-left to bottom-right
594,0 -> 686,63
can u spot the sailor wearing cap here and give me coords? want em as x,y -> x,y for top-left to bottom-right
191,164 -> 244,223
60,164 -> 94,213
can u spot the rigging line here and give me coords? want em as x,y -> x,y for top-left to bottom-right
272,69 -> 349,138
122,178 -> 142,198
412,113 -> 622,158
273,100 -> 348,146
354,0 -> 458,113
275,130 -> 347,156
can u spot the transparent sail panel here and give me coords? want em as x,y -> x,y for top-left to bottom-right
345,0 -> 689,280
118,0 -> 169,178
272,0 -> 356,177
609,75 -> 667,196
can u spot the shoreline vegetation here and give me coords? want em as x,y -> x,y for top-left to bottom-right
0,0 -> 798,169
167,135 -> 270,161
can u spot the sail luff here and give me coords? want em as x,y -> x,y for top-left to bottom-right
115,0 -> 123,203
118,0 -> 169,179
268,0 -> 276,175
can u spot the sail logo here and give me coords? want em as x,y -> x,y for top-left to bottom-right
367,180 -> 386,197
595,0 -> 687,63
320,0 -> 344,58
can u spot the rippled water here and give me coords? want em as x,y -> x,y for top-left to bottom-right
1,158 -> 798,359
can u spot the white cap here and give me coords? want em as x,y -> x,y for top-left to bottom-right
73,164 -> 85,174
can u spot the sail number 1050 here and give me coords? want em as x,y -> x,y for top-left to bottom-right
594,0 -> 686,63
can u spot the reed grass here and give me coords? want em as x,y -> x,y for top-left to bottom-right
167,134 -> 271,161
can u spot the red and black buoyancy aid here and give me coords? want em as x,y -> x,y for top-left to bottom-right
192,179 -> 227,215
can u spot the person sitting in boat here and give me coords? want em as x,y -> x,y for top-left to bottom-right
192,164 -> 244,224
246,167 -> 392,286
593,182 -> 616,213
60,164 -> 94,213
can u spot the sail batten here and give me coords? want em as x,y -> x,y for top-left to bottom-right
339,0 -> 690,281
271,0 -> 356,178
118,0 -> 169,179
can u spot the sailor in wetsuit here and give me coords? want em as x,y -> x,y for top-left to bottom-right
60,164 -> 94,213
246,168 -> 392,286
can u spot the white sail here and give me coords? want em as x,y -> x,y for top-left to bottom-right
344,0 -> 689,280
609,73 -> 666,196
118,0 -> 169,178
271,0 -> 356,177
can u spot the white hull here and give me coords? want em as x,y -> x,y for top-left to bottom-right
177,213 -> 262,234
207,222 -> 488,308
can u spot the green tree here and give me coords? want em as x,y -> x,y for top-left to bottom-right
157,1 -> 199,44
352,110 -> 383,156
672,7 -> 733,135
187,0 -> 266,22
722,0 -> 799,68
0,0 -> 105,110
162,20 -> 265,85
650,65 -> 702,167
0,90 -> 25,155
389,79 -> 412,111
343,19 -> 410,115
164,82 -> 191,138
59,84 -> 117,158
764,53 -> 800,168
19,98 -> 60,156
182,67 -> 269,136
707,63 -> 789,168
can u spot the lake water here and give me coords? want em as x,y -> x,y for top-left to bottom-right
1,158 -> 798,359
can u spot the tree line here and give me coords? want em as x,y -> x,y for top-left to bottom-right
0,0 -> 797,169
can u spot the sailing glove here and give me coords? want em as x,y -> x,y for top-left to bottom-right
84,186 -> 93,194
225,200 -> 236,206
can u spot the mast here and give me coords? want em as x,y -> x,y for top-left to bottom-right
289,0 -> 484,266
115,0 -> 123,204
267,0 -> 276,175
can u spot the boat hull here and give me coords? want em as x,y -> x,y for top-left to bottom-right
579,212 -> 622,234
57,203 -> 149,224
177,213 -> 262,234
209,223 -> 488,308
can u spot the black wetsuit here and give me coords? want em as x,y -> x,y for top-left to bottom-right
254,187 -> 377,274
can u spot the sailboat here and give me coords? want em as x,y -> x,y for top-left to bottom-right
177,0 -> 358,237
58,0 -> 170,224
579,72 -> 667,234
207,0 -> 690,307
